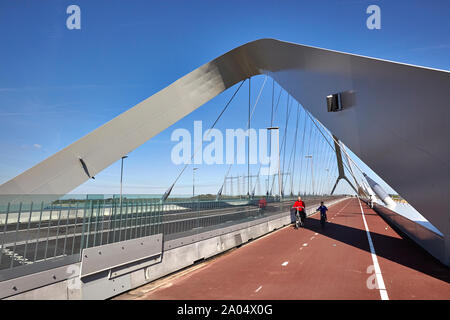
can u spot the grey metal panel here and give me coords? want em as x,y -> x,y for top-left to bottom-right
80,233 -> 162,278
5,280 -> 72,300
0,254 -> 80,282
0,262 -> 80,299
109,255 -> 161,279
372,203 -> 445,263
81,271 -> 132,300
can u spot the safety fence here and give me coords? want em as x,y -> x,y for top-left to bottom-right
0,195 -> 341,278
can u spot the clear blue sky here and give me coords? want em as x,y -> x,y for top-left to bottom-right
0,0 -> 449,196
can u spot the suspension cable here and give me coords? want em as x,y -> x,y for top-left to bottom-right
161,80 -> 246,201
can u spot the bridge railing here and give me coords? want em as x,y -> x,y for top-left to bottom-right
0,194 -> 341,280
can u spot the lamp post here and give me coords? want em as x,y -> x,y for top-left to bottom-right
305,155 -> 314,195
120,155 -> 128,210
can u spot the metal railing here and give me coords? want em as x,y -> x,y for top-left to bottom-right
0,194 -> 341,277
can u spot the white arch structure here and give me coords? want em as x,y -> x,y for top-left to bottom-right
0,39 -> 448,265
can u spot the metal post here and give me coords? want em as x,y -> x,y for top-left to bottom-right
120,155 -> 128,211
193,167 -> 198,199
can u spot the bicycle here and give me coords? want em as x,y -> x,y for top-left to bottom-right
295,208 -> 305,229
320,212 -> 327,228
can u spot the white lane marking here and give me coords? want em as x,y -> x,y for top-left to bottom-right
255,286 -> 262,292
310,236 -> 315,240
302,243 -> 308,247
314,233 -> 318,236
282,261 -> 289,266
357,198 -> 389,301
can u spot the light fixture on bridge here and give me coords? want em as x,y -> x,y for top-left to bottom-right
326,93 -> 343,112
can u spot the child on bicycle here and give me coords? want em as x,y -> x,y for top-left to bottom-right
317,202 -> 328,224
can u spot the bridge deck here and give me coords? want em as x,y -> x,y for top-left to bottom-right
117,198 -> 450,300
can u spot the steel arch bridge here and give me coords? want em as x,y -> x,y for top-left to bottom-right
0,39 -> 448,266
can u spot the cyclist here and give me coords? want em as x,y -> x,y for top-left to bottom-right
317,201 -> 328,227
258,197 -> 267,216
292,196 -> 306,229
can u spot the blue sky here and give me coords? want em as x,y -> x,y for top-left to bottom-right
0,0 -> 449,196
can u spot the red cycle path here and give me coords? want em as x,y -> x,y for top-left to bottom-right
124,198 -> 450,300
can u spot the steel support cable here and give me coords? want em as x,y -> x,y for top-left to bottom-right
270,90 -> 290,195
247,75 -> 267,126
286,102 -> 300,195
268,82 -> 284,194
342,143 -> 361,191
161,80 -> 246,201
225,75 -> 268,196
297,107 -> 307,195
251,166 -> 262,196
246,75 -> 268,196
298,115 -> 308,195
241,74 -> 268,196
272,86 -> 283,123
318,146 -> 330,194
291,102 -> 302,195
329,147 -> 339,192
312,114 -> 366,177
217,164 -> 233,198
320,135 -> 332,194
310,121 -> 319,195
317,130 -> 330,195
275,104 -> 290,195
304,114 -> 313,194
303,109 -> 359,182
317,137 -> 327,194
290,104 -> 301,194
280,95 -> 292,194
288,104 -> 299,195
312,126 -> 323,195
267,78 -> 275,195
304,109 -> 361,195
308,116 -> 320,195
313,134 -> 322,194
308,113 -> 337,194
268,85 -> 281,195
321,138 -> 335,194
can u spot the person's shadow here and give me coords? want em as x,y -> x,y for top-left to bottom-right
302,213 -> 450,284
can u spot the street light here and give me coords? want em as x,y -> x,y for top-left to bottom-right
305,155 -> 314,195
192,167 -> 198,199
120,155 -> 128,210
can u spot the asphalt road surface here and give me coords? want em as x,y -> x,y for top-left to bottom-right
116,198 -> 450,300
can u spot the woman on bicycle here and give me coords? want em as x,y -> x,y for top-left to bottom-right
292,196 -> 306,229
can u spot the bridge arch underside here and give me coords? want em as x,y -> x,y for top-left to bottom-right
0,39 -> 448,265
